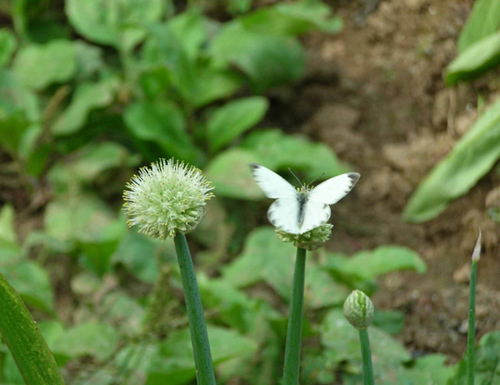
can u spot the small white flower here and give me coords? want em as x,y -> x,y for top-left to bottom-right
123,159 -> 214,239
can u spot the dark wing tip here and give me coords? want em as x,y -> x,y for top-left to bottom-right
347,173 -> 360,186
249,163 -> 260,170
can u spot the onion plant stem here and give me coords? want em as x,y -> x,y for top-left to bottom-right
466,260 -> 478,385
282,247 -> 307,385
359,329 -> 374,385
174,233 -> 216,385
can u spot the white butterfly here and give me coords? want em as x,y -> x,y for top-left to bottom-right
250,164 -> 360,235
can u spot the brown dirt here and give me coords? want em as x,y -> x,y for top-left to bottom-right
270,0 -> 500,361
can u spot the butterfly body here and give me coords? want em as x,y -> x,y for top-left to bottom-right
251,164 -> 360,235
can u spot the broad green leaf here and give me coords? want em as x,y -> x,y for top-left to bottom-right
74,40 -> 104,80
51,323 -> 120,362
318,309 -> 410,374
326,246 -> 426,283
372,310 -> 405,336
124,100 -> 197,163
205,148 -> 266,200
0,261 -> 54,314
0,110 -> 32,155
404,97 -> 500,222
13,40 -> 76,90
446,32 -> 500,85
0,70 -> 40,121
448,331 -> 500,385
111,231 -> 176,283
0,29 -> 16,67
52,79 -> 118,135
99,292 -> 145,334
240,0 -> 343,36
66,0 -> 164,49
0,205 -> 18,249
207,96 -> 269,151
457,0 -> 500,52
167,9 -> 207,61
44,194 -> 115,244
241,129 -> 349,180
146,326 -> 258,385
211,22 -> 305,92
191,69 -> 243,108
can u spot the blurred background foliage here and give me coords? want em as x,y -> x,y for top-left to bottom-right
0,0 -> 498,384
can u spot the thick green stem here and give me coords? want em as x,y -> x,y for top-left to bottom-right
174,233 -> 216,385
359,329 -> 374,385
467,260 -> 478,385
0,273 -> 64,385
282,247 -> 307,385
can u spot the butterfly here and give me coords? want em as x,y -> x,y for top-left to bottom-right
250,164 -> 360,235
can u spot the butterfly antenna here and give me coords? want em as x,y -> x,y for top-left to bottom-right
307,172 -> 325,187
288,168 -> 303,187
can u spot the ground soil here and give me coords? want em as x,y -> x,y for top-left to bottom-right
268,0 -> 500,362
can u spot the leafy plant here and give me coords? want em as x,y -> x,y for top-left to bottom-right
403,0 -> 500,222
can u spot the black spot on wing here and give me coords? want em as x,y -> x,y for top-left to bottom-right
347,173 -> 360,187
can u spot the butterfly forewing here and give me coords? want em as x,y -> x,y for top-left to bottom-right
250,163 -> 297,199
308,173 -> 360,205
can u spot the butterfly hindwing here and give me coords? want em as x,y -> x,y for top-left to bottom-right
300,200 -> 331,234
268,197 -> 301,234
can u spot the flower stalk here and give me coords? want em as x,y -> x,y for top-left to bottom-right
174,233 -> 216,385
282,247 -> 307,385
467,231 -> 481,385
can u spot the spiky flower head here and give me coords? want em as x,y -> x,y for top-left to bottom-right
343,290 -> 374,330
275,223 -> 333,251
123,159 -> 214,239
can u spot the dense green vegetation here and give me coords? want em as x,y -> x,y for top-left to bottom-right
0,1 -> 499,384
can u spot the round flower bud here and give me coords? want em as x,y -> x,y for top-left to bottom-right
343,290 -> 374,330
123,159 -> 214,239
275,223 -> 333,251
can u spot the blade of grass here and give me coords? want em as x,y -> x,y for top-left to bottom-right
282,247 -> 307,385
0,273 -> 64,385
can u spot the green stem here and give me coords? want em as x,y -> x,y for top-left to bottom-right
282,247 -> 307,385
359,329 -> 374,385
466,260 -> 478,385
174,233 -> 216,385
0,273 -> 64,385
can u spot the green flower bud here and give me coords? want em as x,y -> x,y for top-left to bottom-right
275,223 -> 333,251
343,290 -> 374,330
123,159 -> 214,239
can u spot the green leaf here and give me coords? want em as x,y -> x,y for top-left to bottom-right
51,323 -> 120,363
404,97 -> 500,222
211,22 -> 305,92
0,110 -> 32,155
74,41 -> 104,80
457,0 -> 500,52
0,205 -> 18,250
241,129 -> 350,180
205,148 -> 266,200
240,0 -> 343,36
448,331 -> 500,385
146,326 -> 258,385
0,274 -> 64,384
446,32 -> 500,85
111,231 -> 175,283
372,310 -> 405,336
52,79 -> 118,135
124,100 -> 197,163
13,40 -> 76,90
0,29 -> 17,68
167,9 -> 207,61
207,96 -> 269,151
66,0 -> 165,49
191,69 -> 243,108
0,261 -> 54,314
326,246 -> 426,283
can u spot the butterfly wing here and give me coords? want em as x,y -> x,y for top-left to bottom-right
299,173 -> 360,234
268,197 -> 301,234
250,163 -> 297,199
308,173 -> 360,205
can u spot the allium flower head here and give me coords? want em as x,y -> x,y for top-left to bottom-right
275,223 -> 333,251
123,159 -> 214,239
